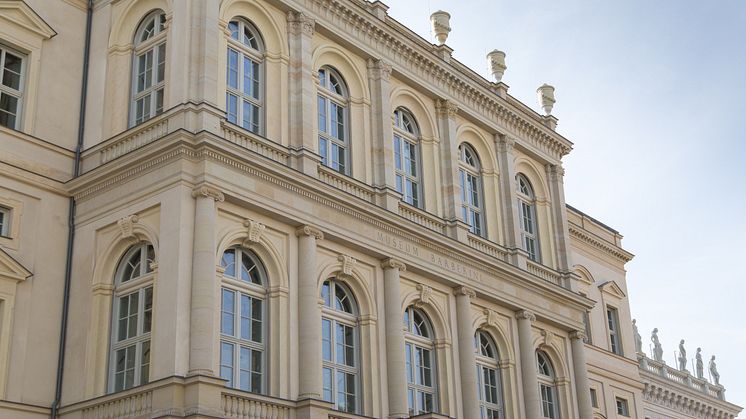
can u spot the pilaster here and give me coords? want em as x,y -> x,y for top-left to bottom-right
368,59 -> 401,211
570,331 -> 593,419
545,163 -> 573,288
435,99 -> 466,241
381,258 -> 408,418
515,310 -> 541,419
496,134 -> 528,269
295,225 -> 324,399
454,286 -> 479,419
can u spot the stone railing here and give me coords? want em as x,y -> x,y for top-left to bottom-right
526,260 -> 563,285
398,202 -> 447,234
77,388 -> 153,419
100,118 -> 169,164
222,391 -> 295,419
639,355 -> 725,401
467,234 -> 510,262
221,122 -> 290,165
318,166 -> 375,203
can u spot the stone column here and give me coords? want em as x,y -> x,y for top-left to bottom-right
516,310 -> 541,419
296,225 -> 324,399
368,59 -> 401,211
570,331 -> 593,419
287,11 -> 320,176
455,286 -> 480,419
546,164 -> 572,288
188,185 -> 224,375
435,99 -> 468,242
495,134 -> 528,269
381,258 -> 408,418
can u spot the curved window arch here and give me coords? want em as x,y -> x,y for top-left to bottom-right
517,174 -> 540,262
109,243 -> 156,393
459,143 -> 484,236
131,11 -> 167,126
404,306 -> 437,415
537,351 -> 560,419
219,247 -> 267,393
475,330 -> 504,418
393,108 -> 422,207
321,279 -> 360,413
226,18 -> 264,134
317,66 -> 349,174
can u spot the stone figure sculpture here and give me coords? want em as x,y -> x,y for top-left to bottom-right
651,328 -> 663,362
632,319 -> 643,354
696,348 -> 704,379
678,339 -> 687,371
709,356 -> 720,385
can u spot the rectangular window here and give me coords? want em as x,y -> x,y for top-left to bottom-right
590,388 -> 598,408
0,206 -> 10,237
616,397 -> 629,416
607,307 -> 622,355
0,46 -> 24,129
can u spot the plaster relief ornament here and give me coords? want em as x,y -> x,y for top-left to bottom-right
678,339 -> 687,371
632,319 -> 643,354
696,347 -> 704,379
651,328 -> 664,362
709,355 -> 720,385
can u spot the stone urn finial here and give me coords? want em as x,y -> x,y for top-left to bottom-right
430,10 -> 451,45
486,50 -> 507,83
537,84 -> 556,115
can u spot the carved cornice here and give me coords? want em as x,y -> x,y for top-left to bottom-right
295,225 -> 324,240
191,185 -> 225,202
568,224 -> 634,263
380,258 -> 406,271
515,310 -> 536,322
641,380 -> 740,419
287,10 -> 315,36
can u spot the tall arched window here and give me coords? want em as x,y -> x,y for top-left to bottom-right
321,279 -> 360,413
131,11 -> 166,126
517,174 -> 540,262
537,351 -> 560,419
219,247 -> 266,393
459,144 -> 484,236
476,331 -> 504,418
226,19 -> 264,134
393,108 -> 422,207
404,306 -> 437,415
109,243 -> 155,393
317,67 -> 349,174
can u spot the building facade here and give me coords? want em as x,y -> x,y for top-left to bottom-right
0,1 -> 740,419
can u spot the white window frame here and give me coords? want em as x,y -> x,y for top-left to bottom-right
606,306 -> 622,355
108,243 -> 156,393
317,67 -> 350,175
219,247 -> 267,393
404,306 -> 438,415
517,174 -> 541,262
130,11 -> 167,127
537,351 -> 560,419
475,330 -> 504,419
321,279 -> 360,414
393,108 -> 423,208
0,44 -> 25,130
225,19 -> 264,135
459,144 -> 484,236
615,397 -> 629,417
0,206 -> 10,237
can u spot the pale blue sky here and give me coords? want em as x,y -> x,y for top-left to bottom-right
387,0 -> 746,410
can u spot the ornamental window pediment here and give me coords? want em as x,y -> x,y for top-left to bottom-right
0,2 -> 56,41
598,280 -> 626,299
0,247 -> 31,284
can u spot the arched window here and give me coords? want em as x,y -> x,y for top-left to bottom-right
537,351 -> 560,419
109,243 -> 155,393
459,144 -> 484,236
475,331 -> 504,418
219,247 -> 266,393
517,174 -> 540,262
404,306 -> 437,415
317,66 -> 349,174
226,19 -> 264,134
321,279 -> 360,413
131,11 -> 167,126
393,108 -> 422,207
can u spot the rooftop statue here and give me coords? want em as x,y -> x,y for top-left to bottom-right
633,319 -> 643,354
651,328 -> 663,362
709,355 -> 720,386
678,339 -> 687,371
696,347 -> 704,379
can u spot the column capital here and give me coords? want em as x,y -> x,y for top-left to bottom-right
381,257 -> 406,271
367,58 -> 392,82
191,185 -> 225,202
454,285 -> 476,298
515,310 -> 536,322
496,134 -> 516,153
287,10 -> 315,36
435,99 -> 458,118
569,330 -> 586,341
546,163 -> 565,181
295,224 -> 324,240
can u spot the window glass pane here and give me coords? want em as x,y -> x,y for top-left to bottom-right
2,52 -> 22,90
323,367 -> 333,402
318,96 -> 327,133
330,102 -> 339,138
140,340 -> 150,385
229,21 -> 239,40
125,345 -> 136,389
318,137 -> 327,166
252,61 -> 260,100
143,287 -> 153,333
240,294 -> 251,340
222,249 -> 236,277
322,319 -> 332,361
0,93 -> 17,129
243,56 -> 253,97
220,342 -> 234,387
127,292 -> 139,338
227,49 -> 239,89
226,93 -> 238,124
156,44 -> 166,83
240,347 -> 251,391
155,88 -> 163,115
251,298 -> 262,343
336,105 -> 345,141
405,343 -> 413,383
221,289 -> 235,336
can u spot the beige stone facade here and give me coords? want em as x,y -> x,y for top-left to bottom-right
0,1 -> 740,419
